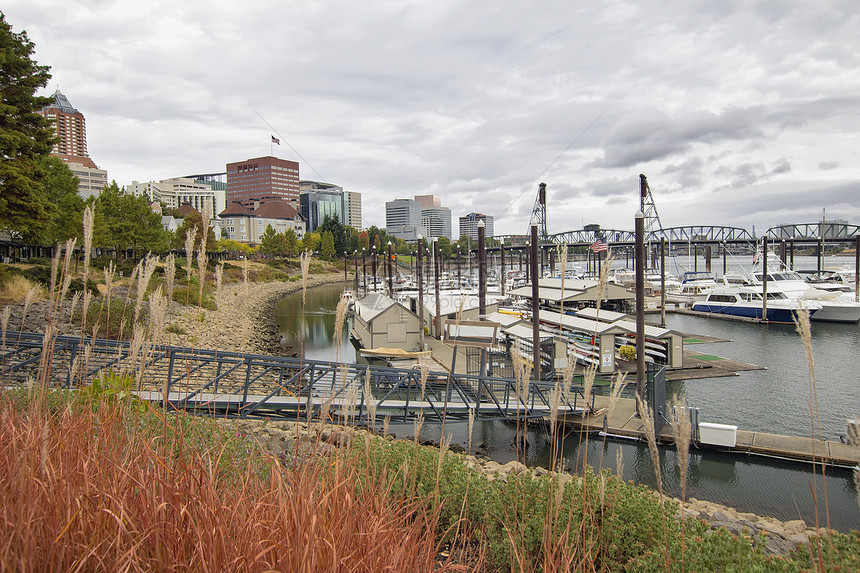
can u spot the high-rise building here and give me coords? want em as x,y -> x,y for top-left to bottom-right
39,90 -> 107,197
459,213 -> 494,240
40,90 -> 96,168
385,198 -> 425,240
421,206 -> 452,240
346,191 -> 362,229
299,181 -> 346,232
226,156 -> 300,208
414,194 -> 442,209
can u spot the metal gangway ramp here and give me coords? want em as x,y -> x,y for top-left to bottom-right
0,331 -> 595,425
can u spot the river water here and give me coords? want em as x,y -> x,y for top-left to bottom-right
274,274 -> 860,532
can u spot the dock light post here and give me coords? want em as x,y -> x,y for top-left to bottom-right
500,237 -> 506,296
344,251 -> 348,282
372,245 -> 379,292
478,220 -> 486,317
417,235 -> 425,348
634,210 -> 646,408
353,250 -> 358,294
362,248 -> 367,297
434,238 -> 442,338
456,246 -> 461,286
387,241 -> 394,298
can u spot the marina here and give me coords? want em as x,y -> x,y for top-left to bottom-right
276,280 -> 860,531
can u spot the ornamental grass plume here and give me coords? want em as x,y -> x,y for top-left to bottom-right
134,254 -> 158,325
81,204 -> 94,282
332,293 -> 349,361
184,226 -> 196,285
671,397 -> 693,568
848,419 -> 860,509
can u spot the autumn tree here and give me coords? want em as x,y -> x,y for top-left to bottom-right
172,209 -> 216,252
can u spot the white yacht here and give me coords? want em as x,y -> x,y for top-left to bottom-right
692,286 -> 822,323
751,271 -> 860,323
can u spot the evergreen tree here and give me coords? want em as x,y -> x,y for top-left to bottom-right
39,156 -> 84,246
320,230 -> 335,260
283,228 -> 298,257
259,224 -> 283,255
0,14 -> 56,239
94,182 -> 169,261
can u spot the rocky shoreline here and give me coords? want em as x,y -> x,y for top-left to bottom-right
221,417 -> 830,558
4,272 -> 347,356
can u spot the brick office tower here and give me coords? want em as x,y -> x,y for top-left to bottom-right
40,90 -> 107,197
226,156 -> 300,208
40,90 -> 97,168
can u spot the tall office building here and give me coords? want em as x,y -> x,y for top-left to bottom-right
39,90 -> 107,197
385,198 -> 425,240
421,206 -> 452,240
346,191 -> 362,229
226,156 -> 300,207
414,194 -> 442,209
299,181 -> 345,232
459,213 -> 494,240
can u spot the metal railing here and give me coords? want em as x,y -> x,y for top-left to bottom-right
0,331 -> 595,424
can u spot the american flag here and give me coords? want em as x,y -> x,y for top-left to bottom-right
590,239 -> 608,253
271,135 -> 280,145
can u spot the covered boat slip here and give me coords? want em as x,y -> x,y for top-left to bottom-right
507,278 -> 635,312
504,309 -> 683,374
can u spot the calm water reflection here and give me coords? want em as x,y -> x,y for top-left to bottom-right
273,283 -> 355,363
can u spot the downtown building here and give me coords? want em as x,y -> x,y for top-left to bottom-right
459,213 -> 494,241
385,198 -> 425,240
299,181 -> 363,232
39,90 -> 107,198
125,176 -> 226,220
415,194 -> 452,240
226,156 -> 300,208
219,199 -> 305,245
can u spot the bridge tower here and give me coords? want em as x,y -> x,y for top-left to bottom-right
639,174 -> 664,237
530,182 -> 548,241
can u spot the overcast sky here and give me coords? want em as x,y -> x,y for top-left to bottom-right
6,0 -> 860,236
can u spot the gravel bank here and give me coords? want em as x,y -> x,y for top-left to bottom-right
3,273 -> 348,356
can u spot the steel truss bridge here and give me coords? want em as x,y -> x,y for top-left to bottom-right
495,222 -> 859,250
0,331 -> 598,424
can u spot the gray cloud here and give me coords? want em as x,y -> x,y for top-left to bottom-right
5,0 -> 860,235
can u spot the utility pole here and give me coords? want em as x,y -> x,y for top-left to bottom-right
635,210 -> 646,406
530,222 -> 541,381
478,220 -> 486,317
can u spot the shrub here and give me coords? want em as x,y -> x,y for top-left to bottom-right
619,344 -> 636,361
68,277 -> 99,297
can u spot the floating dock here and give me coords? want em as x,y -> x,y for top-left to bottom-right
562,394 -> 859,468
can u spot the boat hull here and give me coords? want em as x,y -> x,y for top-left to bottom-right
691,302 -> 803,323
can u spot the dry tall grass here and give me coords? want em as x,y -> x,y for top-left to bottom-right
0,398 -> 450,572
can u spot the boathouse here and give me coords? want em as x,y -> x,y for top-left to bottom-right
351,293 -> 423,352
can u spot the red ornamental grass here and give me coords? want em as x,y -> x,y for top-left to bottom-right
0,401 -> 451,572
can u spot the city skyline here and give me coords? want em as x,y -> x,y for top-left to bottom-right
7,1 -> 860,235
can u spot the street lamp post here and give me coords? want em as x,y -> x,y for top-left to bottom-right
387,241 -> 394,297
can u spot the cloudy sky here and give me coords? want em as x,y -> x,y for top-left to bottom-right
6,0 -> 860,236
